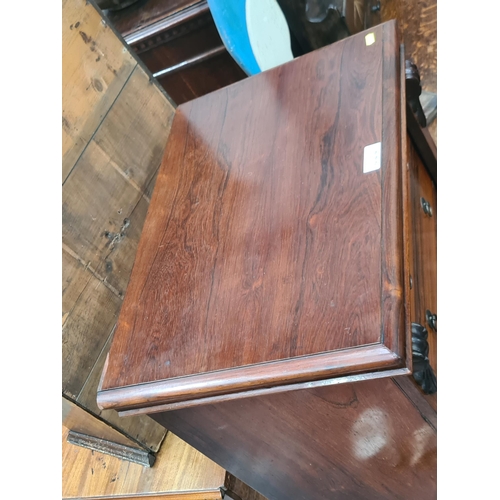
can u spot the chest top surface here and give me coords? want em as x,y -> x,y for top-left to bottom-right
98,21 -> 408,412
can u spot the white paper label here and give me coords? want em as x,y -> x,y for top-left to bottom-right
365,33 -> 376,46
363,142 -> 381,173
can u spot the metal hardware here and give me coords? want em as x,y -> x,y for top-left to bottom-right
426,310 -> 437,332
409,275 -> 413,289
371,2 -> 381,12
420,197 -> 433,216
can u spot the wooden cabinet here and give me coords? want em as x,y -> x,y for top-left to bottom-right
97,20 -> 437,499
104,0 -> 247,104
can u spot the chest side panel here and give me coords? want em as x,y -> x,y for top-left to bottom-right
152,377 -> 436,500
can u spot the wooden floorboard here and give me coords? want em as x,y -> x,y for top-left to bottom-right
62,426 -> 224,499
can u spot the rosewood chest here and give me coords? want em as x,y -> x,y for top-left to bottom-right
97,20 -> 437,499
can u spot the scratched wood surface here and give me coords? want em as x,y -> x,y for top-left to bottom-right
62,0 -> 175,451
62,426 -> 225,499
152,377 -> 436,500
62,0 -> 136,182
101,22 -> 410,393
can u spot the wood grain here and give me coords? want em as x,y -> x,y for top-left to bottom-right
102,23 -> 410,397
224,473 -> 269,500
62,0 -> 137,182
63,248 -> 93,327
115,368 -> 411,416
380,22 -> 406,359
134,18 -> 225,75
94,20 -> 437,500
147,49 -> 247,105
408,138 -> 437,369
78,332 -> 168,452
63,271 -> 122,398
152,377 -> 436,500
63,0 -> 174,451
62,65 -> 173,283
62,425 -> 225,499
98,345 -> 402,412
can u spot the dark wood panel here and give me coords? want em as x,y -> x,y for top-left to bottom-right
101,24 -> 402,394
137,21 -> 224,73
155,52 -> 246,105
408,138 -> 437,373
225,473 -> 269,500
106,0 -> 201,36
152,377 -> 436,500
137,20 -> 246,104
407,137 -> 437,413
104,0 -> 247,105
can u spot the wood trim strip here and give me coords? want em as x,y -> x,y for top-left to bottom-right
380,20 -> 406,358
406,105 -> 437,185
124,2 -> 210,45
400,43 -> 414,374
118,368 -> 412,416
74,491 -> 223,500
97,344 -> 402,412
67,431 -> 155,467
153,46 -> 226,78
